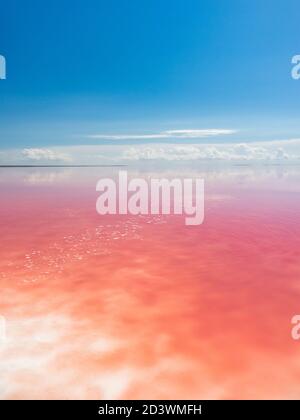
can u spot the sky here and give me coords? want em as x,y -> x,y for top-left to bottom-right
0,0 -> 300,163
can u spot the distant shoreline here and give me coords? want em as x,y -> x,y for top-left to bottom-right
0,165 -> 128,168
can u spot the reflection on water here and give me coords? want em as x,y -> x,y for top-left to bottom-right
1,165 -> 300,399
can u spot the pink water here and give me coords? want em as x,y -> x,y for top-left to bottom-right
1,166 -> 300,399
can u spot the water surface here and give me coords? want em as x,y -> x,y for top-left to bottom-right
1,165 -> 300,399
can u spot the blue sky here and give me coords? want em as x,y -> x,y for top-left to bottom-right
0,0 -> 300,163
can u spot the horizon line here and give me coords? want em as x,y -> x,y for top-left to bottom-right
0,164 -> 128,168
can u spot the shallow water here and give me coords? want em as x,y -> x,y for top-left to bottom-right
1,165 -> 300,399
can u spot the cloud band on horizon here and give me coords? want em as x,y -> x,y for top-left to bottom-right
6,137 -> 298,166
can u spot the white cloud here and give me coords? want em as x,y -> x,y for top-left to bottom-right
87,129 -> 237,140
121,143 -> 298,162
163,129 -> 237,138
22,148 -> 71,162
